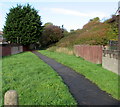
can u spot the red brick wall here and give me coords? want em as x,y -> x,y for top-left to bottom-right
74,45 -> 102,64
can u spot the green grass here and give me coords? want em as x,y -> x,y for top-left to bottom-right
0,58 -> 2,106
2,52 -> 77,105
39,50 -> 120,100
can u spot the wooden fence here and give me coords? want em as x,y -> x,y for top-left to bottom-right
0,44 -> 30,57
74,45 -> 102,64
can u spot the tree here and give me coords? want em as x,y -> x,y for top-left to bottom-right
70,29 -> 75,32
90,17 -> 100,22
40,25 -> 64,47
44,22 -> 53,27
111,15 -> 118,36
3,4 -> 43,45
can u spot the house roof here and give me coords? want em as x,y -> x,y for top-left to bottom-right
0,34 -> 8,44
0,31 -> 3,35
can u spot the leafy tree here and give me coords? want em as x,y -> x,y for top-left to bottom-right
40,25 -> 64,47
3,4 -> 43,45
110,15 -> 118,36
90,17 -> 100,22
44,22 -> 53,27
70,29 -> 75,32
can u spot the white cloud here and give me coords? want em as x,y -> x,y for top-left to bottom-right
49,8 -> 109,19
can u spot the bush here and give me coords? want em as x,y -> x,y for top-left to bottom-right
40,25 -> 64,47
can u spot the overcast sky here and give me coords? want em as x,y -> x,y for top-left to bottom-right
0,0 -> 119,31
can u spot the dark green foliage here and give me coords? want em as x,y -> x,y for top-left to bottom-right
109,15 -> 118,37
105,15 -> 118,42
40,25 -> 64,48
3,4 -> 43,45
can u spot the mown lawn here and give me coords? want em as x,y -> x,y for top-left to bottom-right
40,50 -> 120,100
2,52 -> 77,105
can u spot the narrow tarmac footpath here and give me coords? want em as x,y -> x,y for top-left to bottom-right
32,51 -> 120,106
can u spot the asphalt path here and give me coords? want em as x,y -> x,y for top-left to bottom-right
32,51 -> 120,106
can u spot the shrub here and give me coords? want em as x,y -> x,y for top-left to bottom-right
40,25 -> 64,47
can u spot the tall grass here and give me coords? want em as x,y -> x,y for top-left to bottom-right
47,47 -> 73,55
40,50 -> 120,100
2,52 -> 77,105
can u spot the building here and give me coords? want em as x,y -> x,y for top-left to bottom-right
0,31 -> 8,45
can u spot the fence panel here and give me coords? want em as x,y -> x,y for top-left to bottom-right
74,45 -> 102,64
1,45 -> 25,57
0,45 -> 11,57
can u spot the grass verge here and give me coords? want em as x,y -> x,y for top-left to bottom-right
39,50 -> 120,100
2,52 -> 77,105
